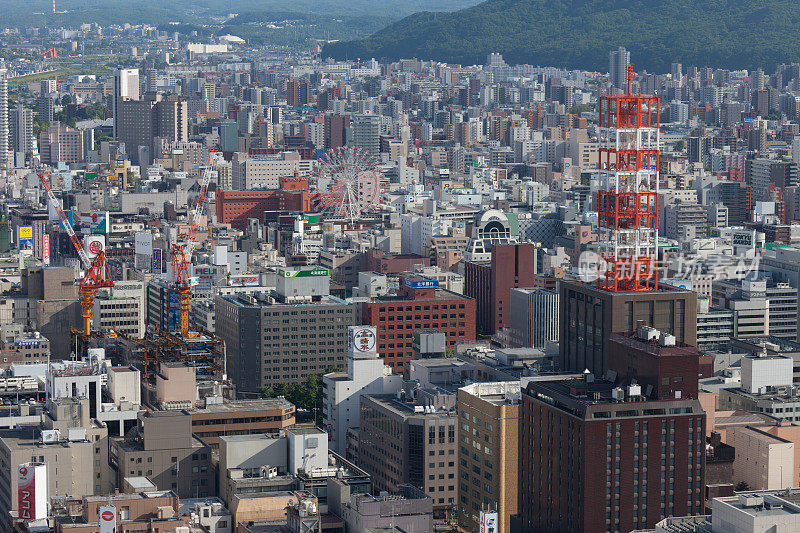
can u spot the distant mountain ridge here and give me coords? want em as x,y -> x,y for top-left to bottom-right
322,0 -> 800,71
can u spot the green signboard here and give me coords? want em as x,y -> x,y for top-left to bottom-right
278,268 -> 329,278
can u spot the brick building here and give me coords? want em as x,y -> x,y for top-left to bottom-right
365,249 -> 430,274
519,376 -> 706,533
463,243 -> 538,336
215,188 -> 310,230
361,275 -> 476,371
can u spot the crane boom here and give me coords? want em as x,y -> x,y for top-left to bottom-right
172,147 -> 218,337
187,148 -> 218,252
39,174 -> 90,267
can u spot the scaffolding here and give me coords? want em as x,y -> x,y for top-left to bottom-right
72,328 -> 226,387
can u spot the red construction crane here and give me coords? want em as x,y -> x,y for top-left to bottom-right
39,173 -> 114,336
171,148 -> 218,337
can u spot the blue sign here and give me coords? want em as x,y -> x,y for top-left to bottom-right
152,249 -> 162,273
404,279 -> 439,289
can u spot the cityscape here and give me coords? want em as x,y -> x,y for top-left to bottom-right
2,4 -> 800,533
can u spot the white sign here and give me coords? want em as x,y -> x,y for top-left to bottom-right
348,326 -> 377,354
134,232 -> 153,256
99,504 -> 116,533
480,511 -> 498,533
83,235 -> 106,260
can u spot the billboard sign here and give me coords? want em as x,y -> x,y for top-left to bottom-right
134,232 -> 153,255
479,511 -> 498,533
348,326 -> 377,354
278,268 -> 329,278
230,275 -> 259,286
42,234 -> 50,265
404,278 -> 438,289
152,249 -> 163,273
83,235 -> 106,260
18,463 -> 46,520
79,211 -> 110,235
99,504 -> 116,533
18,227 -> 33,249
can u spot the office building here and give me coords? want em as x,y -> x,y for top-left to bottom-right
328,480 -> 433,533
109,410 -> 214,499
92,280 -> 146,339
728,426 -> 794,491
116,94 -> 188,164
609,46 -> 630,92
463,243 -> 538,336
361,275 -> 476,371
456,382 -> 520,533
188,398 -> 295,449
712,276 -> 797,341
39,122 -> 84,165
358,390 -> 458,515
230,151 -> 305,190
113,68 -> 140,138
506,287 -> 559,349
215,267 -> 354,392
9,106 -> 34,158
559,280 -> 697,376
324,114 -> 350,150
323,326 -> 403,455
215,188 -> 311,230
519,376 -> 706,532
353,114 -> 381,157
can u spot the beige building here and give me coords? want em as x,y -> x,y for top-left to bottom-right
729,426 -> 794,490
92,281 -> 146,339
456,382 -> 520,533
0,397 -> 113,525
110,410 -> 214,499
39,121 -> 84,164
155,362 -> 197,409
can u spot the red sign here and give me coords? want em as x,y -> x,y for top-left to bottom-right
18,465 -> 36,520
42,234 -> 50,265
89,240 -> 103,254
101,510 -> 114,521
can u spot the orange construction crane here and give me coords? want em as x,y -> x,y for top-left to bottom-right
39,173 -> 113,335
171,148 -> 218,337
42,48 -> 57,59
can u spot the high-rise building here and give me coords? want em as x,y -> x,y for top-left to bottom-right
113,68 -> 140,138
519,375 -> 706,533
358,390 -> 457,514
456,382 -> 520,533
0,62 -> 8,168
219,119 -> 238,152
116,94 -> 188,164
286,77 -> 312,107
215,267 -> 354,392
324,114 -> 350,150
559,280 -> 698,376
609,46 -> 630,92
463,243 -> 538,336
39,121 -> 84,165
507,287 -> 559,349
360,274 -> 476,371
9,106 -> 34,157
322,326 -> 402,454
352,113 -> 381,157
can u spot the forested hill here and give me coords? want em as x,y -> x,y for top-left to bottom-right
322,0 -> 800,71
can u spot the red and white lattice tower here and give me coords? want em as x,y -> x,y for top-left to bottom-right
597,66 -> 660,292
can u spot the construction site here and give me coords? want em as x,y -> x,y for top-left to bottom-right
42,149 -> 229,392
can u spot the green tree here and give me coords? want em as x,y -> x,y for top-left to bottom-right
735,481 -> 750,492
60,94 -> 73,106
674,140 -> 685,151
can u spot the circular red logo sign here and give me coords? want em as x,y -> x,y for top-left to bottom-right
18,467 -> 27,476
89,241 -> 103,254
92,213 -> 98,223
101,510 -> 114,521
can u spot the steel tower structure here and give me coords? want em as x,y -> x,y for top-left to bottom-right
597,66 -> 660,292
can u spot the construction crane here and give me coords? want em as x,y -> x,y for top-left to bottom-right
39,173 -> 114,336
171,148 -> 218,337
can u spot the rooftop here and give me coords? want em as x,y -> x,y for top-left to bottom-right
188,398 -> 293,414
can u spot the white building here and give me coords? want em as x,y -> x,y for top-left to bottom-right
92,281 -> 146,339
323,326 -> 402,454
728,427 -> 794,491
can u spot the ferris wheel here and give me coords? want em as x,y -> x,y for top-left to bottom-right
313,146 -> 381,221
